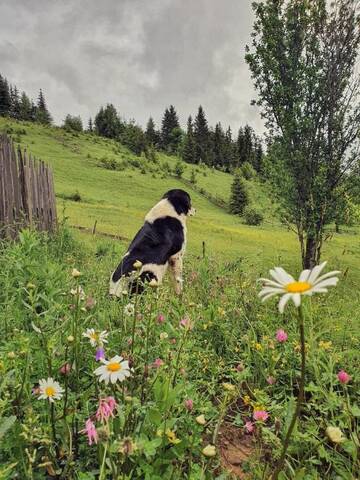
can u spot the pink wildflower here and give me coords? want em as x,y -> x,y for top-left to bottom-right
151,358 -> 164,369
337,370 -> 351,384
245,421 -> 255,433
59,363 -> 71,375
81,419 -> 98,445
276,329 -> 288,343
253,410 -> 269,422
179,317 -> 193,330
266,376 -> 276,385
157,314 -> 165,324
184,399 -> 194,411
95,396 -> 117,423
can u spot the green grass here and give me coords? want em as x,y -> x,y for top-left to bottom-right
1,117 -> 360,330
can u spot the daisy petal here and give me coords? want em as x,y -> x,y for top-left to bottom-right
313,271 -> 340,286
278,293 -> 292,314
299,269 -> 311,282
292,293 -> 301,307
314,278 -> 339,289
307,262 -> 327,284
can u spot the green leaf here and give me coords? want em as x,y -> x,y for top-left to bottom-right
142,438 -> 162,458
147,408 -> 162,426
0,416 -> 16,441
350,404 -> 360,417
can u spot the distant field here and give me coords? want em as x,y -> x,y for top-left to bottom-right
1,117 -> 360,325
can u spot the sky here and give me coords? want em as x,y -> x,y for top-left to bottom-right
0,0 -> 263,134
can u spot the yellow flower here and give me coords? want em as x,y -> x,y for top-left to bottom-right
255,343 -> 263,351
326,426 -> 346,444
243,395 -> 251,406
71,268 -> 81,278
319,340 -> 332,351
166,429 -> 181,444
196,414 -> 206,425
222,383 -> 236,392
218,307 -> 226,317
202,444 -> 216,457
149,279 -> 158,288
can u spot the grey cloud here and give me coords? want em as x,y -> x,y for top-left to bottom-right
0,0 -> 263,134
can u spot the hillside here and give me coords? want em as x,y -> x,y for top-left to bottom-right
1,118 -> 359,278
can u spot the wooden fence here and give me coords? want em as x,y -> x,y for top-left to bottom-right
0,134 -> 57,239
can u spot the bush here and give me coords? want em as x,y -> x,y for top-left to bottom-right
244,207 -> 264,225
240,161 -> 256,180
63,114 -> 83,132
174,161 -> 184,178
98,157 -> 126,171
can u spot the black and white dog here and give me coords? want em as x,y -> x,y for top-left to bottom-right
109,189 -> 195,296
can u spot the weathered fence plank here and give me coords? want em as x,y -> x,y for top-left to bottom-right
0,134 -> 57,239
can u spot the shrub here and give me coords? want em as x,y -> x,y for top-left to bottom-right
174,161 -> 184,178
244,207 -> 264,225
63,114 -> 83,132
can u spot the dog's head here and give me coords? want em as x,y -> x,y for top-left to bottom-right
163,189 -> 195,217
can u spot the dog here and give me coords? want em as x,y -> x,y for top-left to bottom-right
109,189 -> 195,297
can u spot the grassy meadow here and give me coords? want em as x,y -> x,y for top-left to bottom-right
0,119 -> 360,479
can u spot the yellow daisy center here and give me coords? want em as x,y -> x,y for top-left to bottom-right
286,281 -> 311,293
90,332 -> 98,340
107,362 -> 122,372
45,386 -> 56,397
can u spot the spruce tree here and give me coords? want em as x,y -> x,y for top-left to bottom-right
10,86 -> 21,119
87,117 -> 93,133
229,173 -> 249,215
145,117 -> 159,146
161,105 -> 180,152
213,122 -> 225,168
194,105 -> 211,165
0,74 -> 11,116
36,89 -> 52,124
19,91 -> 32,121
182,116 -> 196,164
223,126 -> 236,172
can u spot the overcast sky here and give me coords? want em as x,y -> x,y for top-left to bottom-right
0,0 -> 263,134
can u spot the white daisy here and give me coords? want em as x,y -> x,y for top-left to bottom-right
259,261 -> 340,313
124,303 -> 135,316
38,377 -> 64,402
82,328 -> 109,347
94,355 -> 131,384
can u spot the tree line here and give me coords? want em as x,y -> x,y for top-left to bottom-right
0,74 -> 52,125
0,73 -> 263,174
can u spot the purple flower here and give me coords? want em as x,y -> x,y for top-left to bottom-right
95,347 -> 105,361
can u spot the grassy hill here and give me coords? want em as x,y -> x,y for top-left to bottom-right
1,117 -> 360,283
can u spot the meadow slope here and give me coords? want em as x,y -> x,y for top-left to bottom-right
1,117 -> 360,328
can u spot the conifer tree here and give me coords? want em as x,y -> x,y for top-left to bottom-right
213,122 -> 225,168
87,117 -> 93,133
11,86 -> 21,119
161,105 -> 180,152
145,116 -> 159,146
193,105 -> 211,164
0,74 -> 11,116
224,126 -> 236,172
229,173 -> 249,215
36,89 -> 52,124
19,91 -> 32,121
182,116 -> 196,164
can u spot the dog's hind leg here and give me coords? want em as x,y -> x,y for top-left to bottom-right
169,254 -> 183,295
